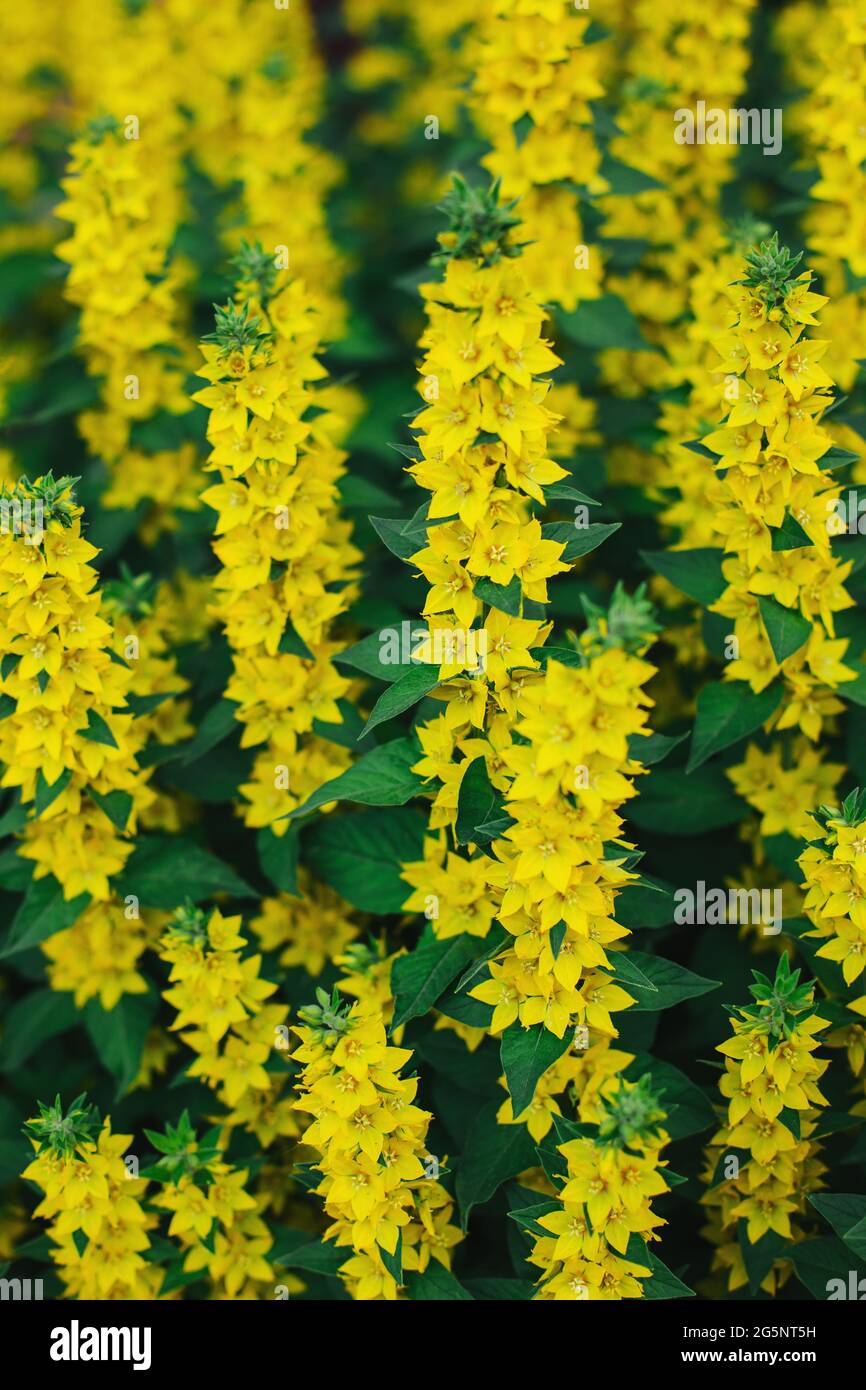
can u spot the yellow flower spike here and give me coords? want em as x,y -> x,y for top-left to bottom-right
194,255 -> 361,837
290,988 -> 461,1300
694,235 -> 857,739
158,903 -> 294,1144
0,475 -> 157,911
22,1100 -> 161,1300
702,955 -> 830,1292
529,1075 -> 671,1300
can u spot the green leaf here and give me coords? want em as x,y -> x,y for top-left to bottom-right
532,645 -> 583,670
613,951 -> 719,1011
79,709 -> 118,749
304,808 -> 426,913
772,510 -> 813,550
120,835 -> 255,907
758,595 -> 811,663
641,548 -> 726,605
0,848 -> 32,891
541,520 -> 621,562
436,987 -> 494,1030
0,791 -> 26,837
159,1262 -> 205,1296
272,1237 -> 345,1278
681,439 -> 720,461
456,1101 -> 539,1226
810,1194 -> 866,1261
0,877 -> 89,959
508,1199 -> 561,1239
84,991 -> 158,1097
403,1263 -> 473,1300
391,931 -> 479,1029
358,664 -> 440,740
600,153 -> 665,194
629,765 -> 747,835
0,988 -> 79,1070
462,1277 -> 532,1300
287,738 -> 423,819
627,1055 -> 716,1141
338,474 -> 400,513
791,1236 -> 866,1299
737,1225 -> 788,1294
312,699 -> 367,749
474,575 -> 544,619
838,658 -> 866,706
377,1229 -> 403,1286
615,876 -> 679,929
642,1251 -> 695,1299
87,787 -> 134,831
369,513 -> 423,560
608,953 -> 659,995
627,730 -> 687,766
413,1026 -> 502,1095
558,293 -> 650,351
453,924 -> 510,992
178,699 -> 239,765
277,621 -> 313,660
686,680 -> 782,771
124,690 -> 181,717
455,755 -> 512,846
334,623 -> 429,683
500,1023 -> 572,1116
543,482 -> 599,505
841,1216 -> 866,1262
820,445 -> 861,470
34,768 -> 73,817
257,825 -> 300,895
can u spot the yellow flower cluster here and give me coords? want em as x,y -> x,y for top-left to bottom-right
22,1104 -> 160,1300
227,39 -> 347,337
466,642 -> 655,1040
0,477 -> 152,901
599,0 -> 757,404
702,252 -> 856,738
396,191 -> 657,1079
56,124 -> 194,502
159,906 -> 296,1146
799,799 -> 866,988
154,1158 -> 275,1299
181,0 -> 348,338
42,903 -> 157,1012
702,958 -> 829,1294
0,6 -> 58,211
251,874 -> 360,978
194,268 -> 361,834
529,1077 -> 671,1300
342,0 -> 475,156
291,994 -> 461,1299
775,0 -> 866,391
728,741 -> 844,841
657,238 -> 752,555
497,1050 -> 589,1142
469,0 -> 605,309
